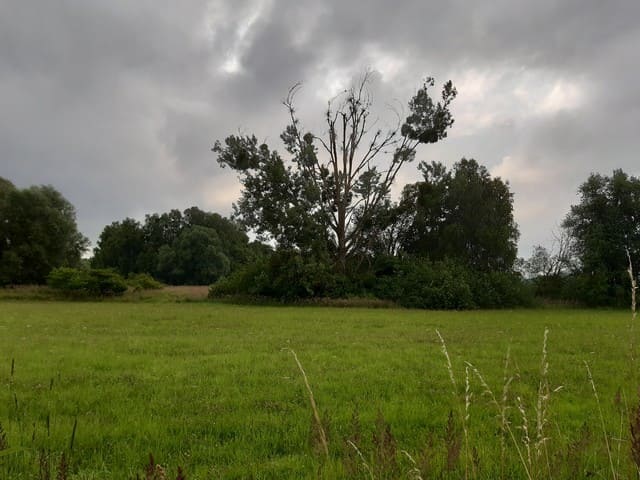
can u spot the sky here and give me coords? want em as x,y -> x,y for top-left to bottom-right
1,0 -> 639,258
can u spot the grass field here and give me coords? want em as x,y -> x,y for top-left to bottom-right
0,301 -> 638,479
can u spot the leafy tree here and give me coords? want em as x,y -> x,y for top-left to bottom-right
157,225 -> 230,284
0,179 -> 88,285
397,159 -> 518,271
92,218 -> 145,276
563,170 -> 640,305
213,73 -> 456,271
92,207 -> 258,284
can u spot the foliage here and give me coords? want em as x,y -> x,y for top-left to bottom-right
47,267 -> 127,296
562,169 -> 640,306
372,257 -> 532,309
397,158 -> 519,272
92,207 -> 262,285
126,273 -> 164,291
0,178 -> 88,285
210,249 -> 339,300
91,218 -> 145,277
213,73 -> 456,270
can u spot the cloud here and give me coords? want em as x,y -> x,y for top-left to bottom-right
0,0 -> 638,258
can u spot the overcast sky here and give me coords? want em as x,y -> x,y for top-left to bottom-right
1,0 -> 638,257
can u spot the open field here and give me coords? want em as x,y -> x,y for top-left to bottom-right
0,302 -> 638,478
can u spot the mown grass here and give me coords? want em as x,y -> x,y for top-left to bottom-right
0,302 -> 637,478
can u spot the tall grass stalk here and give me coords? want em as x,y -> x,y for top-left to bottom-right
627,248 -> 638,368
585,361 -> 617,479
286,349 -> 329,458
466,360 -> 532,480
436,329 -> 470,479
347,440 -> 374,480
535,328 -> 553,479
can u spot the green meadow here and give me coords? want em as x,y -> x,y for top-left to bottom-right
0,301 -> 638,479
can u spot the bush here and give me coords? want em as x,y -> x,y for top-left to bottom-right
373,258 -> 475,309
210,250 -> 338,301
47,267 -> 128,296
373,257 -> 532,309
126,273 -> 164,291
470,271 -> 534,308
47,267 -> 88,292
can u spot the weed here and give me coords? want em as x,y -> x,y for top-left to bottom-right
372,410 -> 398,478
631,392 -> 640,471
286,349 -> 329,458
444,409 -> 462,472
342,406 -> 362,477
0,423 -> 8,451
56,453 -> 69,480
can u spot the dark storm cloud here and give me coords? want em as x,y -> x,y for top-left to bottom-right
1,0 -> 638,256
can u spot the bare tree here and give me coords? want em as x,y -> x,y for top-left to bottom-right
214,73 -> 456,270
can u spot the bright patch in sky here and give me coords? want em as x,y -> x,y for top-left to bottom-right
218,0 -> 273,74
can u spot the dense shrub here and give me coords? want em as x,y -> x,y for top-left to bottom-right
469,271 -> 534,308
530,271 -> 633,307
47,267 -> 88,292
210,252 -> 532,309
210,250 -> 339,300
126,273 -> 164,291
47,267 -> 128,296
370,257 -> 532,309
373,258 -> 475,309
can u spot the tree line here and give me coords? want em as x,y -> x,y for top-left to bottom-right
1,75 -> 637,306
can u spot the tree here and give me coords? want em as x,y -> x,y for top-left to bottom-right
92,206 -> 258,284
0,178 -> 88,285
397,159 -> 519,272
213,73 -> 456,271
91,218 -> 145,276
563,169 -> 640,304
523,230 -> 577,279
157,225 -> 230,284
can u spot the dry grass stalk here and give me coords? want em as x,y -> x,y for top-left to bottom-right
373,410 -> 398,478
628,248 -> 638,317
342,406 -> 362,477
56,453 -> 69,480
287,349 -> 329,458
466,361 -> 531,480
516,395 -> 533,474
535,328 -> 553,478
631,391 -> 640,474
627,248 -> 638,365
38,449 -> 50,480
401,450 -> 424,480
436,329 -> 470,478
500,347 -> 512,479
445,409 -> 462,472
0,422 -> 8,451
436,329 -> 457,392
347,440 -> 374,480
585,361 -> 617,480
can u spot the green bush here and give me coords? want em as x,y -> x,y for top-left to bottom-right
47,267 -> 128,296
126,273 -> 164,291
470,271 -> 534,308
374,258 -> 475,309
47,267 -> 88,292
210,250 -> 338,300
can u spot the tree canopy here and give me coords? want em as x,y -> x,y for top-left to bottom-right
92,207 -> 262,285
562,169 -> 640,305
397,159 -> 519,271
0,178 -> 88,285
213,74 -> 457,271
